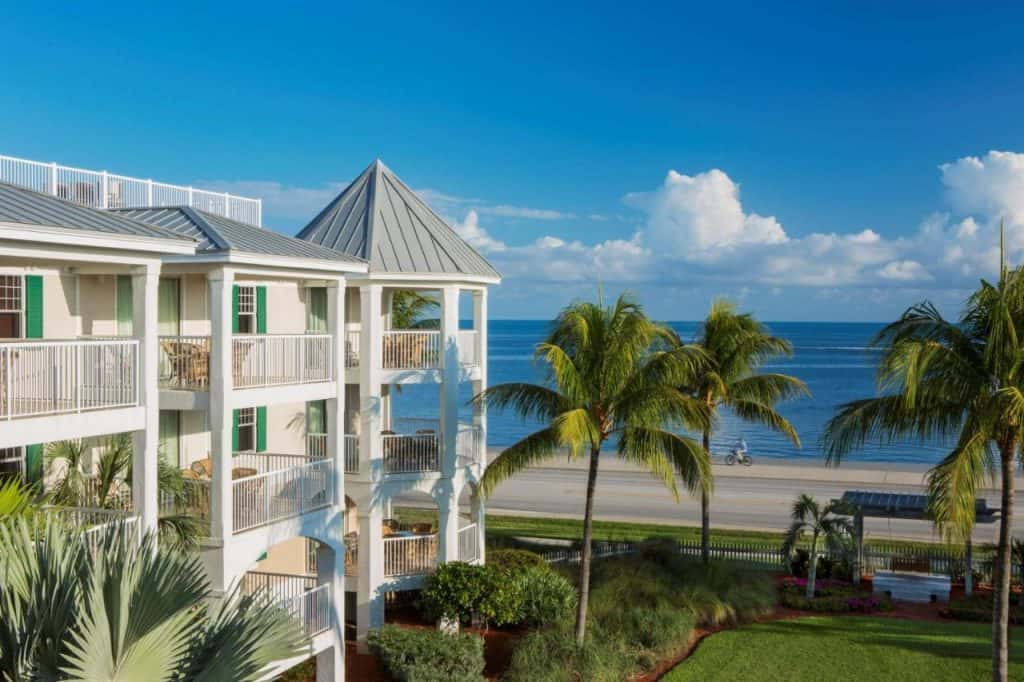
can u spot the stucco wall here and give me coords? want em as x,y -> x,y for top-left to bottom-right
42,273 -> 79,338
78,274 -> 118,337
253,536 -> 311,575
179,274 -> 210,336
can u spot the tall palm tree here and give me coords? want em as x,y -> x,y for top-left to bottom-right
822,241 -> 1023,681
0,518 -> 306,680
476,293 -> 713,645
781,494 -> 852,598
688,299 -> 809,562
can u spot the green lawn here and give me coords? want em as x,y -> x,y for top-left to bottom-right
665,616 -> 1024,681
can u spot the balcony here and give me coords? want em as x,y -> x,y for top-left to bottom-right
342,423 -> 483,476
233,334 -> 333,389
0,339 -> 138,420
345,522 -> 479,578
0,154 -> 262,225
46,506 -> 140,554
239,571 -> 331,637
159,336 -> 210,390
344,329 -> 480,370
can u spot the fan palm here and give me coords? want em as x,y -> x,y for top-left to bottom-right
822,238 -> 1023,681
0,518 -> 306,680
780,494 -> 852,598
688,299 -> 809,562
476,292 -> 713,645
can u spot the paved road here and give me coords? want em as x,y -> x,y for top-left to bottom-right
479,456 -> 1024,544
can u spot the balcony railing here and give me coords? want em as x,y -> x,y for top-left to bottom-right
233,334 -> 333,389
456,425 -> 484,466
344,537 -> 358,577
232,455 -> 334,533
383,533 -> 438,576
240,572 -> 331,637
0,154 -> 262,225
456,330 -> 479,366
344,330 -> 360,368
459,523 -> 479,562
344,435 -> 359,474
383,432 -> 440,474
159,478 -> 211,535
0,446 -> 24,476
382,331 -> 440,370
0,339 -> 138,419
44,506 -> 140,554
159,336 -> 210,390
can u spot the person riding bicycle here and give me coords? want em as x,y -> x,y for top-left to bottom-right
732,437 -> 748,460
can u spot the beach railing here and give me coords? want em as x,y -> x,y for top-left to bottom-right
382,331 -> 440,370
0,339 -> 138,419
233,334 -> 333,388
384,533 -> 438,576
0,154 -> 262,225
159,335 -> 210,390
232,457 -> 333,532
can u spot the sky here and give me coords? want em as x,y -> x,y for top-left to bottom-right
3,2 -> 1024,321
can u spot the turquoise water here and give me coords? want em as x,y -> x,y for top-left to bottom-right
392,320 -> 950,465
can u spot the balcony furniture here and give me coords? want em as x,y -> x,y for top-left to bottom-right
382,332 -> 431,368
190,458 -> 213,478
159,338 -> 209,389
411,523 -> 433,534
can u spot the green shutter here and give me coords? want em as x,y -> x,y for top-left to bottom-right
232,409 -> 240,453
256,406 -> 267,452
232,285 -> 240,334
24,275 -> 43,339
116,275 -> 133,336
256,286 -> 267,334
25,444 -> 43,483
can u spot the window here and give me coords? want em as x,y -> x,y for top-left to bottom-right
237,285 -> 256,334
0,275 -> 21,339
236,407 -> 256,452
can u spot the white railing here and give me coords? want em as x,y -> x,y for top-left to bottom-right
231,452 -> 318,476
44,507 -> 140,554
382,432 -> 440,474
382,331 -> 440,370
344,435 -> 359,474
306,433 -> 328,459
459,523 -> 479,563
0,446 -> 24,476
159,478 -> 211,534
0,154 -> 262,225
384,533 -> 438,576
345,537 -> 359,576
232,458 -> 333,533
240,572 -> 330,637
233,334 -> 333,388
457,330 -> 479,366
456,425 -> 483,466
344,330 -> 361,368
158,335 -> 210,390
0,339 -> 138,419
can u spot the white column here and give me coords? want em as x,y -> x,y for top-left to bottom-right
440,287 -> 460,478
356,503 -> 384,650
316,542 -> 345,682
131,264 -> 160,534
435,479 -> 460,564
472,289 -> 488,474
327,279 -> 345,507
359,285 -> 383,481
208,269 -> 235,550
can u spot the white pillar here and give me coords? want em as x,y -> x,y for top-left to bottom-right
356,503 -> 384,650
440,287 -> 460,478
435,479 -> 460,563
208,269 -> 235,553
472,289 -> 488,474
359,285 -> 383,481
131,264 -> 160,534
327,280 -> 345,507
316,542 -> 345,682
471,485 -> 486,564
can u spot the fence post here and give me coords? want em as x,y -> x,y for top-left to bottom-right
101,171 -> 109,209
50,162 -> 57,195
146,179 -> 153,206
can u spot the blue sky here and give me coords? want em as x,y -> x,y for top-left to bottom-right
3,2 -> 1024,320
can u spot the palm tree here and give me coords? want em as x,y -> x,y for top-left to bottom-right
781,494 -> 852,598
688,299 -> 809,562
476,292 -> 713,645
822,240 -> 1023,681
391,290 -> 439,329
0,518 -> 306,680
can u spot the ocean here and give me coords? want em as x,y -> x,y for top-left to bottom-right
392,320 -> 950,465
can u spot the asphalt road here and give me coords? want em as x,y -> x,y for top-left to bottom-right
478,457 -> 1024,544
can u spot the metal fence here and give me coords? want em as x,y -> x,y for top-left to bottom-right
0,154 -> 262,225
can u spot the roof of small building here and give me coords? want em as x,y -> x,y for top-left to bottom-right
0,181 -> 195,242
840,490 -> 999,523
296,160 -> 500,280
113,206 -> 366,265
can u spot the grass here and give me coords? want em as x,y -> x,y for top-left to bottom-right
664,616 -> 1024,681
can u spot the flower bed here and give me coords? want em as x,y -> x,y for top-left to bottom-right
778,577 -> 892,614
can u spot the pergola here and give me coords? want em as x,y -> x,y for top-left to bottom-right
839,490 -> 1000,593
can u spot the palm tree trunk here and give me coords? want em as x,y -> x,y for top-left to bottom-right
575,446 -> 601,647
992,444 -> 1016,682
806,532 -> 818,600
701,430 -> 711,564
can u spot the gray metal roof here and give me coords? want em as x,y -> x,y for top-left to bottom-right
840,490 -> 999,523
296,160 -> 500,279
113,206 -> 366,265
0,182 -> 194,243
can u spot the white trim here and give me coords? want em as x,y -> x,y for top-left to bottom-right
0,222 -> 196,255
353,272 -> 500,286
162,251 -> 368,275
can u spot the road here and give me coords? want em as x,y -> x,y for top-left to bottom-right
477,455 -> 1024,544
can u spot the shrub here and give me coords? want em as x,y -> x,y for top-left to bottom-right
419,562 -> 522,627
367,625 -> 484,682
777,577 -> 892,613
488,548 -> 548,575
515,566 -> 577,627
946,594 -> 1024,624
504,623 -> 627,682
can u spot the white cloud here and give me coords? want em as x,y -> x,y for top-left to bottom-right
941,151 -> 1024,224
452,210 -> 506,253
478,205 -> 576,220
878,260 -> 932,281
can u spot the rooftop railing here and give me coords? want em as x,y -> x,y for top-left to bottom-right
0,154 -> 262,226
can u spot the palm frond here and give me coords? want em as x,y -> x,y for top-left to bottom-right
479,427 -> 562,498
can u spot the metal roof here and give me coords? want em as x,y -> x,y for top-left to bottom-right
840,490 -> 999,523
296,160 -> 500,280
0,181 -> 194,242
114,206 -> 366,265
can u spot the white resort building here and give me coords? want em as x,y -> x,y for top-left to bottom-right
0,154 -> 499,681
